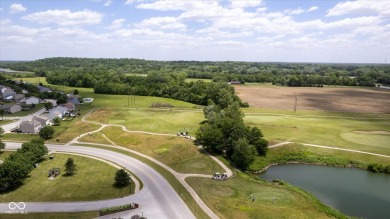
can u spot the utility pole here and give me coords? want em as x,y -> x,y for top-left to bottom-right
294,96 -> 297,113
128,94 -> 130,106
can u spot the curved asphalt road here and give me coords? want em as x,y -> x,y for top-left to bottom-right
0,142 -> 195,219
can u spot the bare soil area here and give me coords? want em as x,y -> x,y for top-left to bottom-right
234,85 -> 390,113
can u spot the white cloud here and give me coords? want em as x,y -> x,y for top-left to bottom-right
325,16 -> 382,29
230,0 -> 262,9
137,0 -> 217,11
284,8 -> 305,15
307,6 -> 319,12
327,0 -> 390,17
135,16 -> 186,30
10,3 -> 27,14
22,9 -> 103,26
107,19 -> 126,29
104,0 -> 113,6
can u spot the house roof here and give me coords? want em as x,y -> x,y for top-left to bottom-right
33,116 -> 48,126
60,102 -> 75,110
20,120 -> 41,128
49,106 -> 68,114
37,85 -> 52,93
1,103 -> 20,109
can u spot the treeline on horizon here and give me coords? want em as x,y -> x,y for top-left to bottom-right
0,57 -> 389,105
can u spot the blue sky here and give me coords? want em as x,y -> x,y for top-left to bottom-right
0,0 -> 389,63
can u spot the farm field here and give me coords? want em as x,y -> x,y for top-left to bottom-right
0,153 -> 132,202
235,85 -> 390,113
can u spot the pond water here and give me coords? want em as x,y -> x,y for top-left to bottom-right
259,164 -> 390,219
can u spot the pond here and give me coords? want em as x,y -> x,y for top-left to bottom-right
259,164 -> 390,219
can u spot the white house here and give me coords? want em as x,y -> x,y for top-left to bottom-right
25,97 -> 40,105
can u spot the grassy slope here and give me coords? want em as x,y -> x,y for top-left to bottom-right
186,174 -> 335,219
80,126 -> 223,174
0,154 -> 132,202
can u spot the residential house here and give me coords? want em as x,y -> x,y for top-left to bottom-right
60,102 -> 75,112
14,94 -> 26,103
49,106 -> 68,118
228,80 -> 241,85
20,121 -> 42,134
67,94 -> 80,105
44,99 -> 58,107
25,96 -> 40,105
1,87 -> 16,101
33,116 -> 50,126
37,85 -> 52,93
1,103 -> 22,114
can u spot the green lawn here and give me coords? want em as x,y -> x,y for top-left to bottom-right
86,108 -> 203,134
0,153 -> 132,202
244,111 -> 390,156
186,173 -> 337,219
2,134 -> 39,142
250,143 -> 390,172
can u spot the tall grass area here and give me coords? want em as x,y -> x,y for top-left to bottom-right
80,126 -> 224,174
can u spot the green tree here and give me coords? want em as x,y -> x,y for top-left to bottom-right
53,117 -> 61,126
39,126 -> 55,140
115,169 -> 131,187
64,158 -> 77,175
73,89 -> 79,95
231,138 -> 257,170
0,127 -> 4,136
0,139 -> 5,151
44,102 -> 53,111
0,109 -> 5,120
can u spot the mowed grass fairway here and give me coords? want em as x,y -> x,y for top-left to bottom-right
0,153 -> 131,202
86,108 -> 203,134
244,111 -> 390,156
80,126 -> 223,174
186,174 -> 333,219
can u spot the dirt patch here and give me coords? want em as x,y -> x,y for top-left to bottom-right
234,85 -> 390,113
354,131 -> 390,135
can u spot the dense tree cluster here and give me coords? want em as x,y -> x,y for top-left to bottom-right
0,139 -> 48,191
196,88 -> 268,171
1,58 -> 389,89
95,74 -> 248,107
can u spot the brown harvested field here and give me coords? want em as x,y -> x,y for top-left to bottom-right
234,85 -> 390,113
